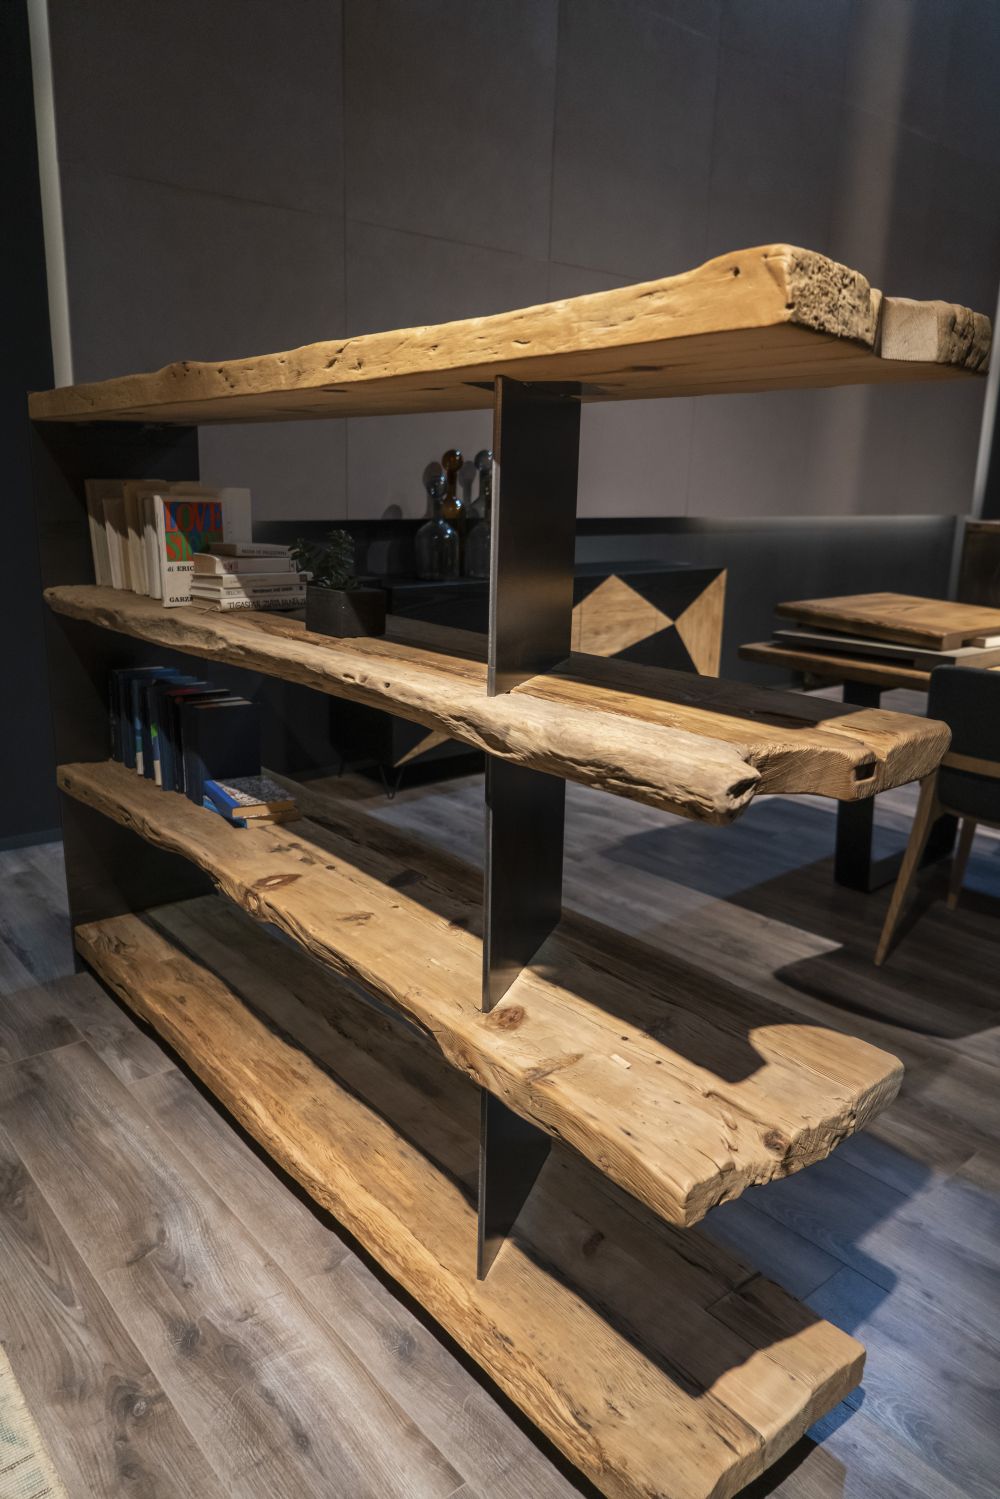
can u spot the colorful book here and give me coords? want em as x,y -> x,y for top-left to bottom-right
155,486 -> 252,607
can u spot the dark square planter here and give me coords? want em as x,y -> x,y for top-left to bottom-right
306,585 -> 386,638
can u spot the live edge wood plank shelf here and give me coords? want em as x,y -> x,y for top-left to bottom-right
30,245 -> 992,1499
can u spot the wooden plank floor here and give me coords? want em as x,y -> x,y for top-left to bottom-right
2,684 -> 1000,1495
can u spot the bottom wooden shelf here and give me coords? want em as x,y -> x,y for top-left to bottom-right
77,894 -> 864,1499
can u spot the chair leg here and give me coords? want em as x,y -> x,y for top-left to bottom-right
946,818 -> 977,910
875,774 -> 941,966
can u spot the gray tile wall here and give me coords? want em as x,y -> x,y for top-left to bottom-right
48,0 -> 999,524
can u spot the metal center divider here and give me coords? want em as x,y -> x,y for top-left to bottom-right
477,375 -> 582,1278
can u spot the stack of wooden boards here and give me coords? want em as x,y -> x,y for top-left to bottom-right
769,592 -> 1000,672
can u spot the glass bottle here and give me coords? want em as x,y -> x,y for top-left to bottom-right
440,448 -> 467,545
414,469 -> 459,580
465,448 -> 492,579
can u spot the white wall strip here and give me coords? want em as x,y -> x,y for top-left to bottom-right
26,0 -> 73,387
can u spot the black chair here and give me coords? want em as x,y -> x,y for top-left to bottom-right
876,666 -> 1000,964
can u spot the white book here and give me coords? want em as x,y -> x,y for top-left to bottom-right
192,572 -> 307,594
103,497 -> 130,589
209,541 -> 291,558
155,487 -> 253,606
192,594 -> 304,612
121,480 -> 159,594
143,493 -> 162,598
83,480 -> 118,586
193,553 -> 297,575
970,633 -> 1000,647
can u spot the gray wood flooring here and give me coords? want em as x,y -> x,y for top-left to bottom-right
2,689 -> 999,1496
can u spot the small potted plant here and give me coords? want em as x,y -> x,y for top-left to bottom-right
292,529 -> 386,639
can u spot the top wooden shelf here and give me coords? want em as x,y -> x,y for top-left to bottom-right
29,245 -> 991,425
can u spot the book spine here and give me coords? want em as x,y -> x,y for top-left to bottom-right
84,481 -> 114,587
192,579 -> 306,596
211,543 -> 290,557
144,494 -> 162,599
195,595 -> 304,612
193,556 -> 296,575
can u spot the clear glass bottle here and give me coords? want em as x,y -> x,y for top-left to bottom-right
465,448 -> 492,579
414,469 -> 459,580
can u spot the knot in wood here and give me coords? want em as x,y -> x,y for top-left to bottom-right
763,1129 -> 790,1155
488,1004 -> 524,1030
252,873 -> 300,891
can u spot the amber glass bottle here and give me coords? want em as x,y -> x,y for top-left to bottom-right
440,449 -> 467,545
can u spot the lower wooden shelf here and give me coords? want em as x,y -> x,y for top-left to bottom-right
58,759 -> 903,1231
76,895 -> 865,1499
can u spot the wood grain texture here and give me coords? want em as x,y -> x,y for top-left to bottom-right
130,1063 -> 583,1499
0,1043 -> 465,1499
674,571 -> 726,677
44,586 -> 951,816
0,970 -> 174,1082
775,593 -> 1000,651
0,1117 -> 227,1499
739,640 -> 939,691
570,574 -> 673,657
75,900 -> 867,1499
60,757 -> 903,1229
879,296 -> 992,369
27,246 -> 990,426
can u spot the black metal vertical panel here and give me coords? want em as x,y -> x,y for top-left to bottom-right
482,757 -> 565,1011
478,377 -> 581,1278
478,1090 -> 553,1278
488,377 -> 581,694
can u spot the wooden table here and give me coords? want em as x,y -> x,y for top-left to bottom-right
740,639 -> 970,889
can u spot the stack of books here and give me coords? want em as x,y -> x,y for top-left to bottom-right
203,775 -> 301,826
107,663 -> 299,826
84,480 -> 253,606
190,543 -> 307,613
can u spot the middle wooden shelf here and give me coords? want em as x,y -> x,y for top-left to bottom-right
46,583 -> 950,824
59,756 -> 903,1229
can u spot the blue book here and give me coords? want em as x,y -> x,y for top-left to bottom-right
111,668 -> 175,770
132,669 -> 181,776
203,793 -> 247,828
204,775 -> 297,820
147,675 -> 201,786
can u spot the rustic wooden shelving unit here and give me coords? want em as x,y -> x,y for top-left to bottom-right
30,244 -> 992,1499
